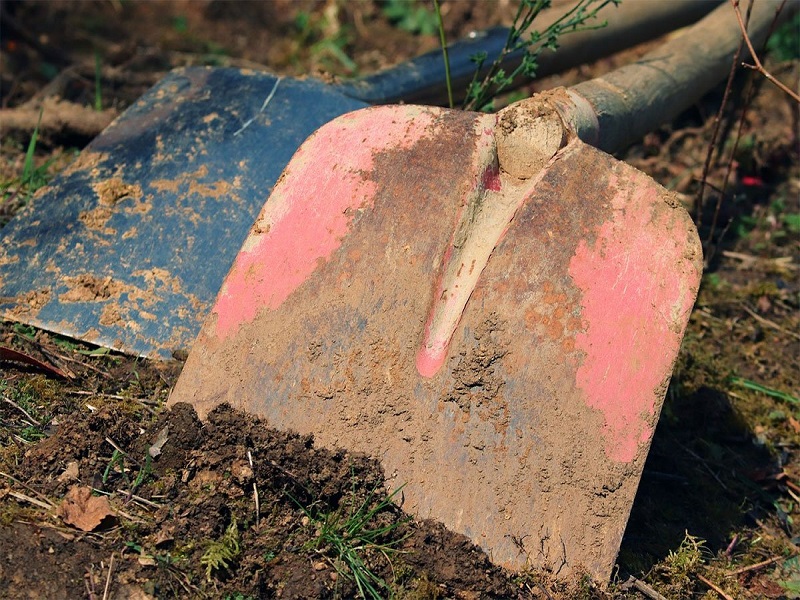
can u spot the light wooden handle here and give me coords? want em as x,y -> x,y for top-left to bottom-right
568,0 -> 797,153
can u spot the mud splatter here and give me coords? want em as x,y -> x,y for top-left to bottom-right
59,275 -> 130,303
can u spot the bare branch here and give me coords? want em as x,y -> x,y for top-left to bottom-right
729,0 -> 800,103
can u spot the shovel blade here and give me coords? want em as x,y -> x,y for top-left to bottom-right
170,104 -> 702,579
0,67 -> 368,358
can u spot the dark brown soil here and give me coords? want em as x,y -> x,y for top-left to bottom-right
1,1 -> 799,599
1,391 -> 525,599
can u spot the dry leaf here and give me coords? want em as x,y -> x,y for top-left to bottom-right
788,414 -> 800,434
57,485 -> 114,531
0,346 -> 70,378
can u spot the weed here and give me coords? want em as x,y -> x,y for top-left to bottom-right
0,113 -> 56,226
79,346 -> 113,357
647,531 -> 709,597
459,0 -> 619,111
783,212 -> 800,234
94,51 -> 103,111
172,15 -> 188,34
19,425 -> 46,442
101,447 -> 153,491
383,0 -> 439,36
102,449 -> 126,484
767,11 -> 800,61
22,110 -> 42,184
293,6 -> 356,75
776,555 -> 800,595
294,484 -> 409,600
12,323 -> 37,341
665,532 -> 706,575
0,378 -> 49,441
200,515 -> 241,581
124,541 -> 174,567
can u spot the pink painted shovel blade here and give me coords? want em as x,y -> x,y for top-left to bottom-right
170,104 -> 702,580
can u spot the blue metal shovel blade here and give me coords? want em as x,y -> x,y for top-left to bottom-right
0,67 -> 368,357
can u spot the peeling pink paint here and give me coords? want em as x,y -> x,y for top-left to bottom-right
214,107 -> 438,339
481,163 -> 501,192
569,176 -> 698,463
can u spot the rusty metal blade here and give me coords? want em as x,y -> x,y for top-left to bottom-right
169,104 -> 702,579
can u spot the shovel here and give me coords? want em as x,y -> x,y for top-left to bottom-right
0,1 -> 718,359
169,0 -> 794,580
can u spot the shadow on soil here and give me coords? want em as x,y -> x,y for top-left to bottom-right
620,372 -> 783,575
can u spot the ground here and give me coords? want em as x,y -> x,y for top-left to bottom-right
0,1 -> 799,599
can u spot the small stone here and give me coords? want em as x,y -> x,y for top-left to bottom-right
312,561 -> 326,571
58,461 -> 80,482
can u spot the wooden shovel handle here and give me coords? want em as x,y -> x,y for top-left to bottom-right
567,0 -> 797,154
345,0 -> 721,105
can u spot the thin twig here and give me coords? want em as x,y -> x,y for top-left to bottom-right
50,351 -> 110,377
525,581 -> 554,600
674,439 -> 731,492
728,554 -> 790,575
268,458 -> 303,484
85,565 -> 97,600
621,575 -> 667,600
0,470 -> 56,508
8,490 -> 54,510
784,478 -> 800,495
2,395 -> 42,426
722,251 -> 797,270
248,450 -> 260,528
102,553 -> 115,600
114,489 -> 162,509
695,1 -> 744,233
729,0 -> 800,102
69,391 -> 126,400
104,437 -> 127,456
698,573 -> 735,600
740,303 -> 800,340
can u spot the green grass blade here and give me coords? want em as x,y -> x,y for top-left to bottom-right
22,108 -> 44,184
730,376 -> 800,404
433,0 -> 453,109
